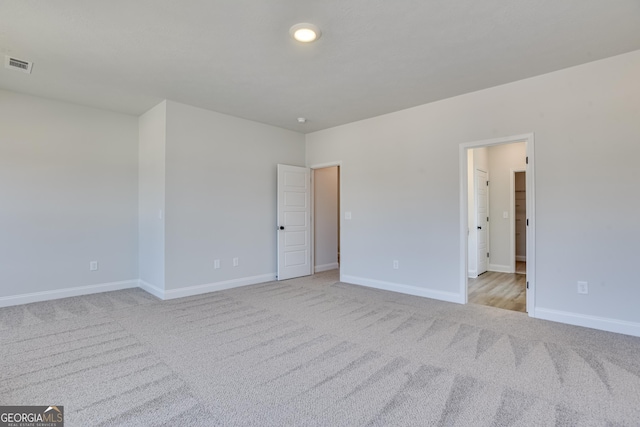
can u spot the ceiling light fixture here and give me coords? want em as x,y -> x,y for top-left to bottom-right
297,117 -> 307,124
290,23 -> 321,43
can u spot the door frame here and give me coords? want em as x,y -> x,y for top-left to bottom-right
308,161 -> 343,280
459,133 -> 536,315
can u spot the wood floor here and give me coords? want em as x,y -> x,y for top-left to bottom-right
468,270 -> 526,312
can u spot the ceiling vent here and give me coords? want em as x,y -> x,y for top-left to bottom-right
4,55 -> 33,74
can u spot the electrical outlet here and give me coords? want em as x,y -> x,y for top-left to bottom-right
393,260 -> 399,269
577,281 -> 588,294
89,261 -> 98,271
214,259 -> 220,269
233,257 -> 239,267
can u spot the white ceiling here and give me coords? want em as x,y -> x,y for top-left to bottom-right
1,1 -> 639,133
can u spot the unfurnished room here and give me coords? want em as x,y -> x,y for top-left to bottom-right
1,1 -> 640,426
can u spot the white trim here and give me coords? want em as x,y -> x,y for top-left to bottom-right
535,307 -> 640,338
483,168 -> 490,276
0,280 -> 138,308
468,270 -> 478,279
341,275 -> 464,304
488,264 -> 513,273
525,136 -> 536,314
162,273 -> 276,300
460,133 -> 536,313
460,144 -> 468,303
307,161 -> 343,170
515,255 -> 526,262
315,262 -> 339,273
138,280 -> 164,299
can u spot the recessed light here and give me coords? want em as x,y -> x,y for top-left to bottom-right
290,23 -> 321,43
297,117 -> 307,124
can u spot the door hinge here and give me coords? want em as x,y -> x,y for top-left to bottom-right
526,156 -> 528,164
487,252 -> 489,258
487,216 -> 489,222
526,281 -> 529,289
486,180 -> 489,186
526,219 -> 529,226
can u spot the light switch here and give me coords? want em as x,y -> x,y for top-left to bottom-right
345,212 -> 352,220
503,211 -> 508,219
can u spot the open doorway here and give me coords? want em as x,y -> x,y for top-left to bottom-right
312,165 -> 340,274
459,134 -> 535,315
514,171 -> 526,275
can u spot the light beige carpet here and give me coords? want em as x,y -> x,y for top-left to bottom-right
2,270 -> 640,426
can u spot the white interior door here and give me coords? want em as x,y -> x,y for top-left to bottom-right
475,169 -> 489,275
277,164 -> 311,280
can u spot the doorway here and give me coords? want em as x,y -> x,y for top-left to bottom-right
276,163 -> 342,281
459,134 -> 536,315
514,171 -> 526,275
312,166 -> 340,273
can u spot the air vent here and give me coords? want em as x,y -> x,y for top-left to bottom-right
4,55 -> 33,74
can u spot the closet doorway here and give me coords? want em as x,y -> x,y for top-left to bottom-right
514,171 -> 526,275
312,165 -> 340,274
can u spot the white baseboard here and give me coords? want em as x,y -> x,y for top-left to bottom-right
0,274 -> 278,307
488,264 -> 513,273
138,280 -> 164,300
315,263 -> 339,273
161,273 -> 276,300
340,274 -> 464,304
468,269 -> 478,279
0,280 -> 139,308
515,255 -> 526,262
535,307 -> 640,338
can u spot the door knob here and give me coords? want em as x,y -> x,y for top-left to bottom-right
477,226 -> 482,230
279,226 -> 285,230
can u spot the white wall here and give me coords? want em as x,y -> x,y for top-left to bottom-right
163,101 -> 305,293
306,50 -> 640,333
0,89 -> 139,302
314,166 -> 339,271
138,101 -> 166,290
487,142 -> 526,272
